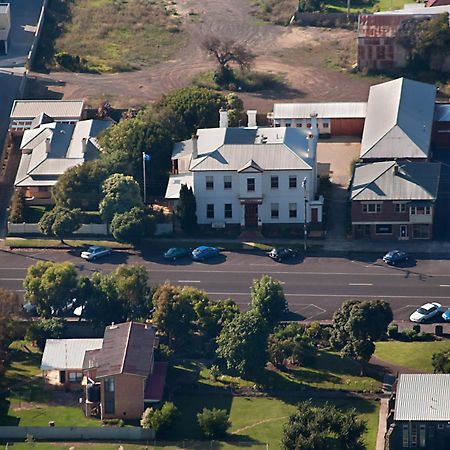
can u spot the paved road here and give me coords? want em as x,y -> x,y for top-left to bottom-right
2,248 -> 450,322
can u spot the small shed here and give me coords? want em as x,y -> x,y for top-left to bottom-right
0,3 -> 10,55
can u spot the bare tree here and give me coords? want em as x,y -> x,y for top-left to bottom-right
202,35 -> 255,79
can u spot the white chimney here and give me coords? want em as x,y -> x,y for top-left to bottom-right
81,137 -> 87,153
307,132 -> 315,158
247,110 -> 257,128
310,112 -> 318,136
45,137 -> 51,153
219,109 -> 228,128
192,134 -> 199,159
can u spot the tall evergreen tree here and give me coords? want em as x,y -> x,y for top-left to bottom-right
177,184 -> 197,235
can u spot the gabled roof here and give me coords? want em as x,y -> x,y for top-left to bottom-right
351,161 -> 441,201
41,339 -> 103,371
238,159 -> 263,173
360,78 -> 436,160
174,127 -> 315,172
93,322 -> 156,378
31,113 -> 54,129
10,100 -> 84,120
165,173 -> 193,200
14,119 -> 113,187
395,374 -> 450,421
272,102 -> 367,119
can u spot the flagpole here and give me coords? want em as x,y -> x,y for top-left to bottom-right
142,152 -> 147,205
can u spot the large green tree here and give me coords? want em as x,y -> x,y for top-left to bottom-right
330,300 -> 393,373
282,401 -> 366,450
197,408 -> 231,438
432,350 -> 450,373
0,289 -> 22,373
24,261 -> 78,317
99,173 -> 143,223
250,274 -> 288,328
176,184 -> 197,235
38,207 -> 83,243
216,310 -> 269,378
52,160 -> 109,210
111,207 -> 156,245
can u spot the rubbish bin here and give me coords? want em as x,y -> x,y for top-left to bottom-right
435,325 -> 443,337
413,324 -> 421,334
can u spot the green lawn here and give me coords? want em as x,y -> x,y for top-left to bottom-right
175,351 -> 381,393
375,341 -> 450,372
172,394 -> 379,450
6,237 -> 129,249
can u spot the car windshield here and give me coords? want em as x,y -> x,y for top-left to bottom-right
88,246 -> 99,252
417,307 -> 434,314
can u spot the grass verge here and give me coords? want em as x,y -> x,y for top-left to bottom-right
5,238 -> 129,249
374,340 -> 450,372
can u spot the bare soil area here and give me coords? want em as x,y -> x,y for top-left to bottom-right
28,0 -> 376,112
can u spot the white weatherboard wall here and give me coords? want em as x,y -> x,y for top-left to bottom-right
193,170 -> 315,224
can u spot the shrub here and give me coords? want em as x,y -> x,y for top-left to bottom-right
141,402 -> 178,436
210,364 -> 221,381
387,323 -> 398,339
432,350 -> 450,373
25,318 -> 66,351
197,408 -> 231,438
102,418 -> 124,426
9,190 -> 25,223
396,329 -> 435,342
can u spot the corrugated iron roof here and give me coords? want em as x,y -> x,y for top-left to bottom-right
351,161 -> 441,200
165,173 -> 193,199
435,104 -> 450,122
10,100 -> 84,120
358,14 -> 407,38
376,4 -> 450,15
272,102 -> 367,119
360,78 -> 436,159
395,374 -> 450,421
40,339 -> 103,371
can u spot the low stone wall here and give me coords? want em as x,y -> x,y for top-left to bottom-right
0,426 -> 155,441
7,222 -> 108,236
295,11 -> 358,28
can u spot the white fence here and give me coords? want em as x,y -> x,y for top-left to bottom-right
0,426 -> 154,441
8,222 -> 172,236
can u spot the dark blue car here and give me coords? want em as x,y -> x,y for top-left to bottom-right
383,250 -> 409,266
192,246 -> 220,261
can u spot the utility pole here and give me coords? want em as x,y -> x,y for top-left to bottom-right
142,152 -> 147,204
302,177 -> 308,252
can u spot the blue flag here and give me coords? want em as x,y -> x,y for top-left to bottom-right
143,152 -> 151,161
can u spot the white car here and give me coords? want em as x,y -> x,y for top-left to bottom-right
409,302 -> 442,323
80,246 -> 112,261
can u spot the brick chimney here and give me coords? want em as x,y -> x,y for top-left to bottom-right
192,134 -> 199,159
219,109 -> 228,128
247,110 -> 257,127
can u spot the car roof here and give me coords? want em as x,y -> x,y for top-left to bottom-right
195,246 -> 209,251
421,303 -> 437,310
88,246 -> 101,251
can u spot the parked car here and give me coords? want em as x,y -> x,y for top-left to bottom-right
410,302 -> 442,323
192,246 -> 220,261
163,247 -> 191,261
268,248 -> 297,262
80,246 -> 112,261
442,308 -> 450,322
383,250 -> 409,266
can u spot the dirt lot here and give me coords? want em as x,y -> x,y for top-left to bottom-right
28,0 -> 376,111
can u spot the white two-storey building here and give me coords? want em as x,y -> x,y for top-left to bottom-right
165,111 -> 323,234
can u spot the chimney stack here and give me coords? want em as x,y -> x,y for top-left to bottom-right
192,134 -> 199,159
307,132 -> 315,157
45,137 -> 51,153
81,137 -> 87,153
219,109 -> 228,128
310,112 -> 318,137
247,110 -> 257,128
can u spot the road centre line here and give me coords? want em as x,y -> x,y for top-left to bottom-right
440,285 -> 450,287
348,283 -> 373,286
0,278 -> 24,281
207,292 -> 450,299
177,280 -> 201,283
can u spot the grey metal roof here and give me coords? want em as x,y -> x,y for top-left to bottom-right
15,119 -> 113,187
272,102 -> 367,119
176,127 -> 314,172
435,104 -> 450,122
351,161 -> 441,200
40,339 -> 103,371
376,4 -> 450,15
10,100 -> 84,120
360,78 -> 436,160
165,173 -> 193,199
0,3 -> 10,14
395,374 -> 450,421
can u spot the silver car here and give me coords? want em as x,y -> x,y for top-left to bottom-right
80,246 -> 112,261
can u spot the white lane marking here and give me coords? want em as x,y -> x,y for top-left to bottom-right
348,283 -> 373,286
207,292 -> 450,299
0,278 -> 24,281
177,280 -> 201,283
440,285 -> 450,287
0,267 -> 30,270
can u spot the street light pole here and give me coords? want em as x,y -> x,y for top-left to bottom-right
142,152 -> 147,205
302,177 -> 308,252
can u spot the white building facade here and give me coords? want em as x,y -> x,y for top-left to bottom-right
166,111 -> 323,233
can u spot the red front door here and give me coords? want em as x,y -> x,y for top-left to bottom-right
245,204 -> 258,228
311,208 -> 318,224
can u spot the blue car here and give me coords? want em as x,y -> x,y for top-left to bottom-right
383,250 -> 409,266
442,308 -> 450,321
192,246 -> 220,261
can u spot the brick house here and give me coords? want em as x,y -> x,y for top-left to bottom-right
82,322 -> 167,420
350,161 -> 440,240
386,374 -> 450,449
